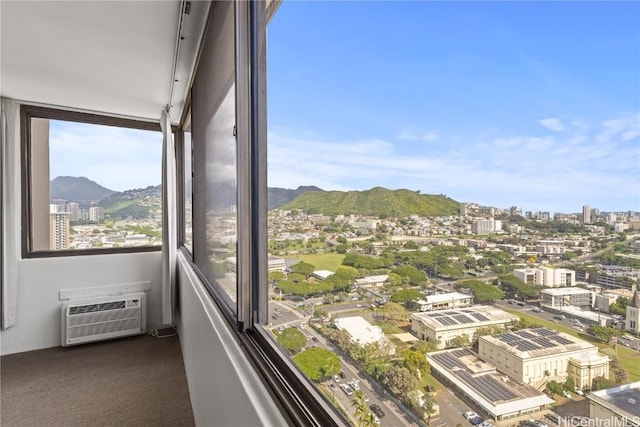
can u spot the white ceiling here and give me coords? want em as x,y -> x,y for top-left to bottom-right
0,1 -> 209,124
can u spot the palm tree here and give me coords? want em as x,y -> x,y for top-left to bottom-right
351,390 -> 369,427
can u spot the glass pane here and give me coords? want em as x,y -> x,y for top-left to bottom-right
183,120 -> 193,253
30,118 -> 162,251
266,1 -> 638,426
191,0 -> 238,310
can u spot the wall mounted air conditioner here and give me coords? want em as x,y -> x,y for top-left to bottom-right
61,293 -> 146,346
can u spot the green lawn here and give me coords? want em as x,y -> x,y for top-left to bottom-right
616,346 -> 640,382
291,253 -> 346,271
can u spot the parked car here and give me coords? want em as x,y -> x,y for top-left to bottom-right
470,417 -> 485,426
370,404 -> 385,418
340,383 -> 354,396
332,374 -> 340,383
463,411 -> 478,420
574,387 -> 584,396
546,413 -> 561,425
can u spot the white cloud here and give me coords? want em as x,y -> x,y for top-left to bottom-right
538,118 -> 565,132
268,113 -> 639,212
398,130 -> 440,142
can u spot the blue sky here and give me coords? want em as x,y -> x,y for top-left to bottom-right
266,1 -> 640,214
49,120 -> 162,191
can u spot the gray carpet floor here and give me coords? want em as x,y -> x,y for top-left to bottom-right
1,333 -> 194,427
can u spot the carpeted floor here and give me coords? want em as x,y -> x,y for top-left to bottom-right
1,333 -> 194,427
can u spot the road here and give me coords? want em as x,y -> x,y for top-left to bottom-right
266,301 -> 417,426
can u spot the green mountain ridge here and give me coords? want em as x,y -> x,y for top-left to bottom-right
280,187 -> 459,217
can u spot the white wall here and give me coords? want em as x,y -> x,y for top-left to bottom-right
1,252 -> 163,355
1,98 -> 165,355
176,252 -> 286,426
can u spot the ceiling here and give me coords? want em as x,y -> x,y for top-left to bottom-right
0,1 -> 210,125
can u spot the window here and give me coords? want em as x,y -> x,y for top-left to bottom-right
182,112 -> 193,254
21,106 -> 163,257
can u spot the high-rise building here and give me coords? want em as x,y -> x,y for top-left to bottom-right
583,204 -> 591,224
472,219 -> 502,234
49,212 -> 70,250
89,206 -> 104,222
66,202 -> 80,221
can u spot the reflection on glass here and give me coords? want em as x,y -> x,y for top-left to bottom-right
183,125 -> 193,252
205,84 -> 238,306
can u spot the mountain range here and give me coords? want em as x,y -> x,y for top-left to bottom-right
281,186 -> 460,217
51,177 -> 460,218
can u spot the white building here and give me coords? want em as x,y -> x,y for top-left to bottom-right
427,348 -> 554,421
541,287 -> 594,308
479,328 -> 609,390
355,275 -> 388,288
311,270 -> 334,280
408,292 -> 473,312
89,206 -> 105,222
472,219 -> 502,235
626,287 -> 640,334
513,267 -> 575,287
588,381 -> 640,427
267,256 -> 286,272
410,306 -> 518,349
334,316 -> 394,354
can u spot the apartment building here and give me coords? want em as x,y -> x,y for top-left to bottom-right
513,266 -> 575,287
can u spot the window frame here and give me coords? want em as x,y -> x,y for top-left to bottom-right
20,104 -> 166,258
176,1 -> 348,425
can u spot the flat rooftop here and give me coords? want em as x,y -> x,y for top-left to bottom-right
428,348 -> 553,417
426,292 -> 473,304
541,287 -> 593,295
334,316 -> 385,346
589,381 -> 640,418
481,328 -> 595,359
411,305 -> 518,330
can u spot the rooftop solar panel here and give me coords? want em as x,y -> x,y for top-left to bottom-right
536,328 -> 556,337
472,313 -> 489,321
553,336 -> 574,345
518,331 -> 536,340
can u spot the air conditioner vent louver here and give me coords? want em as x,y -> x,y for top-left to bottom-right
62,293 -> 146,346
69,300 -> 127,315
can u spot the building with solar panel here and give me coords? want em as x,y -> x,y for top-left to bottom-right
478,328 -> 609,390
427,348 -> 555,422
410,305 -> 518,349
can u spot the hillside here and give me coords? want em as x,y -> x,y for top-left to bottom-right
50,176 -> 116,202
281,187 -> 459,217
99,185 -> 161,220
268,185 -> 324,209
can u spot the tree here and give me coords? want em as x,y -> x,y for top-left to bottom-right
402,349 -> 430,376
391,289 -> 424,304
449,334 -> 470,348
290,261 -> 316,275
352,390 -> 369,427
377,302 -> 408,323
545,380 -> 563,397
381,366 -> 417,397
423,393 -> 437,425
614,368 -> 628,384
394,265 -> 427,285
268,270 -> 286,282
276,327 -> 306,354
455,280 -> 504,303
564,377 -> 575,392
